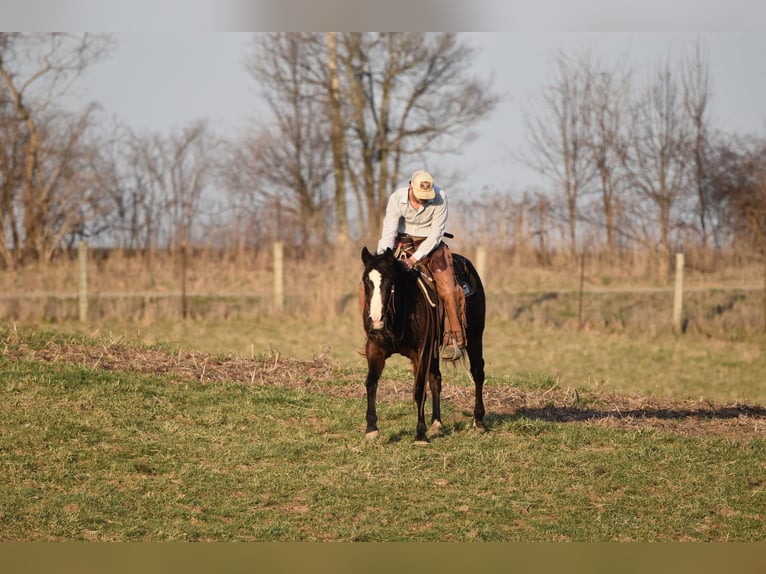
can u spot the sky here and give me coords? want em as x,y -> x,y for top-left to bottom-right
67,31 -> 766,197
4,2 -> 766,198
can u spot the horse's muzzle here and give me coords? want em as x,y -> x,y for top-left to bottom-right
368,316 -> 386,331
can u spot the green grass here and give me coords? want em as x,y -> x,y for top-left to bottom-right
1,327 -> 765,541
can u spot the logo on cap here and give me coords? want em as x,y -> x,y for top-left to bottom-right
411,170 -> 435,200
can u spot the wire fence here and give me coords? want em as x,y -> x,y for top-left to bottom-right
1,242 -> 764,335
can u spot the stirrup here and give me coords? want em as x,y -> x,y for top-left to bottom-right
441,333 -> 465,361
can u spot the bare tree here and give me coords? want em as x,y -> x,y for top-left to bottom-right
165,121 -> 218,252
117,122 -> 218,257
529,190 -> 554,264
707,135 -> 766,331
0,32 -> 114,265
339,33 -> 497,241
0,102 -> 113,263
621,57 -> 692,281
86,120 -> 136,251
244,33 -> 334,251
37,106 -> 115,260
452,188 -> 519,249
580,53 -> 633,256
122,133 -> 168,257
682,38 -> 716,249
521,50 -> 597,257
216,143 -> 270,260
708,136 -> 766,253
242,33 -> 497,248
326,32 -> 350,246
0,89 -> 24,266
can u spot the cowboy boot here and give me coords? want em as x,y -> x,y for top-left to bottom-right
433,267 -> 465,361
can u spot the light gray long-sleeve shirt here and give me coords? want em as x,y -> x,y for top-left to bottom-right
376,184 -> 448,262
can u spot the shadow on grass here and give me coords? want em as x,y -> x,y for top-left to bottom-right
479,403 -> 766,433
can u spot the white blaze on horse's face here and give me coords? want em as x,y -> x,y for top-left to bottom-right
368,269 -> 385,330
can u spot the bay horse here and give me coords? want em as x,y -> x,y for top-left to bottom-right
359,246 -> 486,443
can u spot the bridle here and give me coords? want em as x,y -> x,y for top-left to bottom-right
364,254 -> 442,364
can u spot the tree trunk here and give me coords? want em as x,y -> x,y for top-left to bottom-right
326,32 -> 349,246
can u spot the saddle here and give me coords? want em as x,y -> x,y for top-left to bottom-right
394,233 -> 475,302
452,253 -> 477,298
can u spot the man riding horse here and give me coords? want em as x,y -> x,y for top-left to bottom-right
365,169 -> 466,361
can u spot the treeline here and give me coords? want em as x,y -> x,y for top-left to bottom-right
1,33 -> 765,280
454,44 -> 766,281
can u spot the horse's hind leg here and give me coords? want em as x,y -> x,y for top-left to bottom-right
467,341 -> 486,431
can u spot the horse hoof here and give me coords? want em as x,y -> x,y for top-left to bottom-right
365,430 -> 380,441
414,439 -> 429,446
428,421 -> 443,437
473,419 -> 487,433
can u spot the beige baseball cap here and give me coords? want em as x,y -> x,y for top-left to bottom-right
410,170 -> 435,200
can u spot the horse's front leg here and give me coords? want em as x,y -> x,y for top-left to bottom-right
364,343 -> 386,440
428,359 -> 443,438
412,364 -> 429,444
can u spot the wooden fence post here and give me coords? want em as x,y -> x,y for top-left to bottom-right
273,241 -> 284,312
762,257 -> 766,335
78,240 -> 88,322
673,252 -> 684,333
476,245 -> 487,283
578,250 -> 586,330
180,241 -> 188,319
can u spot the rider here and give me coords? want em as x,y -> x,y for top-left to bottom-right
375,169 -> 466,361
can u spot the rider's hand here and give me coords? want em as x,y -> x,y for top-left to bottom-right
403,256 -> 418,270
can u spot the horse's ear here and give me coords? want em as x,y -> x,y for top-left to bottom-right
361,246 -> 373,264
383,247 -> 394,259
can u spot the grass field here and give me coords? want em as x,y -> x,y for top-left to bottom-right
1,323 -> 765,541
42,307 -> 766,404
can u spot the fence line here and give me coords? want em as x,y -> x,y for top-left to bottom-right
2,242 -> 763,332
1,285 -> 762,301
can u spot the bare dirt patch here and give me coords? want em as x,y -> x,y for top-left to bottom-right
5,337 -> 766,439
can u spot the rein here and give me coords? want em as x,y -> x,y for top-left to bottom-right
385,284 -> 396,319
414,272 -> 437,308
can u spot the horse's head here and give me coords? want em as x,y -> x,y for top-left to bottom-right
361,246 -> 399,333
